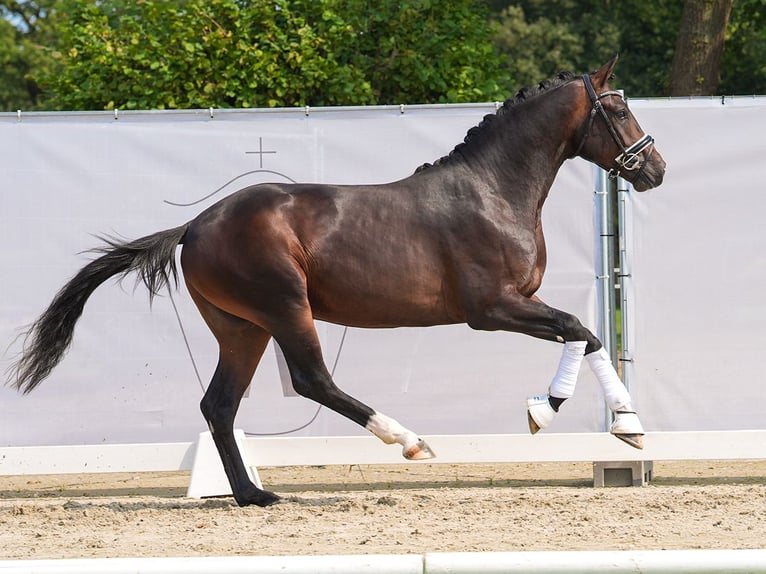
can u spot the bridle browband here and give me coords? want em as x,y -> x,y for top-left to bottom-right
573,74 -> 654,180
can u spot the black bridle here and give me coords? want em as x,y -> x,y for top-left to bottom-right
574,74 -> 654,180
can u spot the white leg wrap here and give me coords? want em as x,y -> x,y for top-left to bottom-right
585,347 -> 633,411
526,341 -> 586,433
549,341 -> 587,399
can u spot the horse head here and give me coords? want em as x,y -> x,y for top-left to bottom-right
574,55 -> 666,191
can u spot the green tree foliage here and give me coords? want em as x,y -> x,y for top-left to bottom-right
491,1 -> 682,96
721,0 -> 766,94
43,0 -> 368,109
491,5 -> 590,87
0,18 -> 25,108
345,0 -> 509,104
0,0 -> 60,110
2,0 -> 765,110
490,0 -> 765,97
32,0 -> 507,110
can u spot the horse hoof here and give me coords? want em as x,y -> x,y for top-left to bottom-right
404,439 -> 436,460
259,490 -> 283,507
527,411 -> 541,435
610,411 -> 644,450
614,433 -> 644,450
235,489 -> 282,507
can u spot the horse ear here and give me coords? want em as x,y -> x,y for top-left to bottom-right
591,54 -> 619,89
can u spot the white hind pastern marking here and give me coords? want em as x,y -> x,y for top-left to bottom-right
366,412 -> 419,451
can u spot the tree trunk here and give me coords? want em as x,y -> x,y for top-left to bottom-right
669,0 -> 734,96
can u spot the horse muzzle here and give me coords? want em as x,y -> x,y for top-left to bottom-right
625,147 -> 666,192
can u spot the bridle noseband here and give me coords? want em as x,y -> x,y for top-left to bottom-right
574,74 -> 654,180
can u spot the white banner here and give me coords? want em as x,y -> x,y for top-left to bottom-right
0,106 -> 601,446
627,97 -> 766,431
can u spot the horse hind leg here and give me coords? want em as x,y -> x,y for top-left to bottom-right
188,287 -> 280,507
202,345 -> 282,507
272,312 -> 435,461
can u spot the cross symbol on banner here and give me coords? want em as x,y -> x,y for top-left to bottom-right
245,137 -> 277,168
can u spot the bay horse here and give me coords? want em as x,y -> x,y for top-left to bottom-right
8,56 -> 665,506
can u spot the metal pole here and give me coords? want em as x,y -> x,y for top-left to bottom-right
594,167 -> 618,431
596,168 -> 619,366
616,175 -> 633,393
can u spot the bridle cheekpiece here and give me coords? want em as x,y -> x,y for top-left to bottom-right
575,74 -> 654,179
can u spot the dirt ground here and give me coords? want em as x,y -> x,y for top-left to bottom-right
1,461 -> 764,559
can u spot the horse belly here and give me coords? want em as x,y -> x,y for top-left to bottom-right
306,257 -> 457,328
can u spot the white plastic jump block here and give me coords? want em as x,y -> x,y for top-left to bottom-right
593,460 -> 653,487
186,430 -> 262,499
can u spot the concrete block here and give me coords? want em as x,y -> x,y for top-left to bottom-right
593,460 -> 653,487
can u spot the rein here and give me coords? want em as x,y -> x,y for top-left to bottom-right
573,74 -> 654,180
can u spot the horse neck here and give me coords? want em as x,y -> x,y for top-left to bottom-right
457,83 -> 584,211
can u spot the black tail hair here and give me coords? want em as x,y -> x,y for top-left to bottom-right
8,224 -> 188,394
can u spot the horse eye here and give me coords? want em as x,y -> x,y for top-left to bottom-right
616,110 -> 629,120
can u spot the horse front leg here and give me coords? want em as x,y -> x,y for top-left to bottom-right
468,292 -> 644,449
583,346 -> 645,449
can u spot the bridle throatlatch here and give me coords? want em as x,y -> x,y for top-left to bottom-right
574,73 -> 655,179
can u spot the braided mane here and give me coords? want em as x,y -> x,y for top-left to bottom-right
416,71 -> 577,173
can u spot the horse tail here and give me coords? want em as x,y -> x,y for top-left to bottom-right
9,224 -> 189,394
